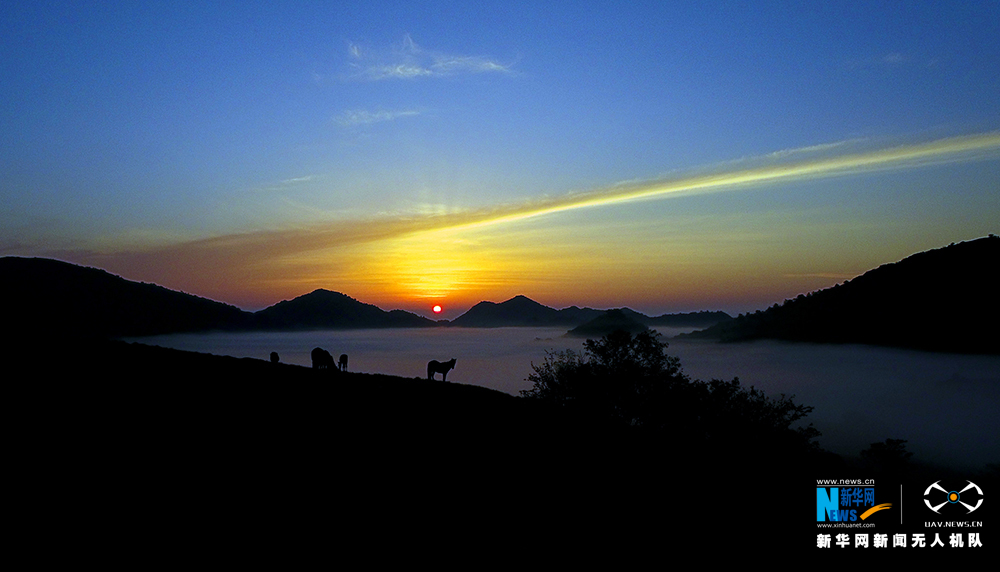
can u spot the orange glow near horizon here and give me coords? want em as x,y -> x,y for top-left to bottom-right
64,133 -> 1000,315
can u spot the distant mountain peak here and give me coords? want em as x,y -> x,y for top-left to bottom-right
502,294 -> 547,306
567,309 -> 648,338
304,288 -> 352,299
451,294 -> 563,327
254,288 -> 434,330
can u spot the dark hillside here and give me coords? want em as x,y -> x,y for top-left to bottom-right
17,339 -> 830,555
0,258 -> 438,336
686,236 -> 999,354
1,257 -> 252,337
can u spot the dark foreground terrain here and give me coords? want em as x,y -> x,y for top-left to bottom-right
15,340 -> 991,561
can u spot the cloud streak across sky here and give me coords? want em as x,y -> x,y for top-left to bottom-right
348,34 -> 513,81
92,132 -> 1000,266
405,132 -> 1000,234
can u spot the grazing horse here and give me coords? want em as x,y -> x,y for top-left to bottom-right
427,358 -> 457,381
338,354 -> 348,371
311,347 -> 336,370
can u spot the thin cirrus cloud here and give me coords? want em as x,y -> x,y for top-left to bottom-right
335,109 -> 421,127
348,34 -> 512,81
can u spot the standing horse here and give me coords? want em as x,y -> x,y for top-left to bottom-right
338,354 -> 348,371
427,358 -> 457,381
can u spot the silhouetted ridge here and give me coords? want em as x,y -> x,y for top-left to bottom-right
647,310 -> 732,327
554,305 -> 608,325
253,289 -> 436,329
1,256 -> 252,337
1,258 -> 439,336
450,295 -> 734,329
685,236 -> 999,354
567,309 -> 649,337
450,295 -> 568,327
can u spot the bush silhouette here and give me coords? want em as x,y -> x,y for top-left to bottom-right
521,329 -> 819,450
860,438 -> 913,474
699,377 -> 819,450
523,330 -> 696,429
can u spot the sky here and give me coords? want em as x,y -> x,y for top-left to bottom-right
2,1 -> 999,317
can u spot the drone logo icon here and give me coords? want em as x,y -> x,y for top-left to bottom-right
923,480 -> 983,514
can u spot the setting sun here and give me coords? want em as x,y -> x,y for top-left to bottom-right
432,305 -> 443,314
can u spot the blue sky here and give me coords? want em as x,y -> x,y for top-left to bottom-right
2,1 -> 998,315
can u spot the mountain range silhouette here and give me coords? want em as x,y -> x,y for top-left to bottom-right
0,257 -> 728,337
3,235 -> 995,353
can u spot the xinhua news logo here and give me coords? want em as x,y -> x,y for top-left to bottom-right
817,487 -> 892,522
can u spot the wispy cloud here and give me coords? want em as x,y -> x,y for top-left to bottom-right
279,175 -> 314,184
365,65 -> 434,80
762,139 -> 864,160
430,55 -> 512,75
348,34 -> 512,81
335,109 -> 421,126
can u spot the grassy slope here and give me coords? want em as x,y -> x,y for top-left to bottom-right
23,340 -> 981,559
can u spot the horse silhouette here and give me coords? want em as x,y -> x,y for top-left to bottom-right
427,358 -> 457,381
311,347 -> 336,370
338,354 -> 348,371
270,351 -> 279,364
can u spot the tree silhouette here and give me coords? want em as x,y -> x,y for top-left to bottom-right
699,377 -> 819,450
860,438 -> 913,473
522,330 -> 692,428
522,329 -> 819,450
